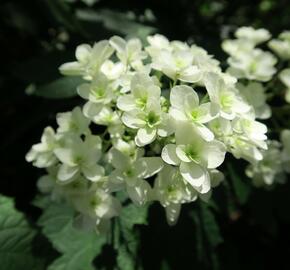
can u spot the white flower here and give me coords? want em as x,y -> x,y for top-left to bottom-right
122,100 -> 173,146
279,69 -> 290,103
191,45 -> 221,77
59,41 -> 114,80
73,188 -> 121,221
235,27 -> 271,45
232,116 -> 267,149
169,85 -> 217,141
146,34 -> 171,57
227,49 -> 277,82
117,72 -> 161,112
56,107 -> 90,135
26,127 -> 58,168
28,32 -> 281,228
54,134 -> 104,182
204,72 -> 250,119
237,82 -> 271,119
230,131 -> 266,163
109,36 -> 147,69
161,122 -> 226,194
37,166 -> 89,201
108,148 -> 163,205
246,141 -> 285,187
281,129 -> 290,173
153,165 -> 197,225
269,31 -> 290,60
151,49 -> 202,83
77,74 -> 115,104
222,39 -> 255,56
100,60 -> 125,80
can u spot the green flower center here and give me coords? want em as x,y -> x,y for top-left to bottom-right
145,111 -> 160,128
90,196 -> 101,207
190,110 -> 200,122
220,92 -> 233,110
185,145 -> 200,163
136,96 -> 147,109
91,87 -> 105,98
249,61 -> 257,73
124,169 -> 135,178
69,121 -> 79,132
74,155 -> 84,164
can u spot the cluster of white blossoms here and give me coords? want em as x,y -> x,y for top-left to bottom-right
223,27 -> 290,188
26,29 -> 290,229
272,31 -> 290,103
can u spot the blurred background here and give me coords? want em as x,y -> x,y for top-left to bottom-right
1,0 -> 290,269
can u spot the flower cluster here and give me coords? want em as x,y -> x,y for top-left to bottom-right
223,27 -> 290,187
27,29 -> 289,230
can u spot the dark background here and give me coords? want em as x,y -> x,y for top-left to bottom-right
1,0 -> 290,269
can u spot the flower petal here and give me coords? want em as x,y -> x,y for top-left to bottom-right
180,162 -> 207,187
137,157 -> 164,178
135,127 -> 157,146
58,164 -> 79,182
170,85 -> 198,110
161,144 -> 180,165
82,164 -> 105,182
165,203 -> 181,226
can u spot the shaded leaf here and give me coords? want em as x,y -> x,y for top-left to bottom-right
200,202 -> 223,248
38,202 -> 106,270
120,204 -> 148,230
0,195 -> 44,270
116,245 -> 135,270
76,9 -> 156,41
28,77 -> 83,99
227,163 -> 250,205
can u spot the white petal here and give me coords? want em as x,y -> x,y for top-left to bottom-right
54,148 -> 76,166
169,108 -> 187,121
58,164 -> 79,182
108,148 -> 130,170
75,44 -> 91,62
83,101 -> 103,118
194,124 -> 214,142
122,111 -> 145,129
165,203 -> 181,226
127,180 -> 151,206
170,85 -> 198,110
179,65 -> 202,83
203,141 -> 226,169
204,72 -> 221,103
137,157 -> 164,178
82,164 -> 104,181
180,162 -> 207,187
59,62 -> 83,76
176,145 -> 192,163
77,83 -> 90,100
117,95 -> 136,111
195,103 -> 217,123
161,144 -> 180,165
135,127 -> 157,146
109,36 -> 126,54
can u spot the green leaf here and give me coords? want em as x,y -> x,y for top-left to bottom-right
0,195 -> 44,270
38,202 -> 106,270
200,203 -> 223,248
115,204 -> 148,270
28,77 -> 83,99
227,163 -> 250,205
76,9 -> 156,41
116,245 -> 135,270
120,204 -> 148,229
